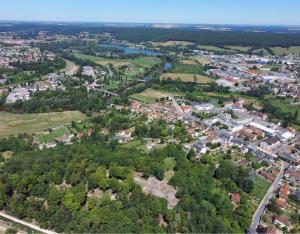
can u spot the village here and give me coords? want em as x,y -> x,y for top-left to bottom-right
0,30 -> 300,233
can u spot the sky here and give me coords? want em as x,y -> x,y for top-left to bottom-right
0,0 -> 299,26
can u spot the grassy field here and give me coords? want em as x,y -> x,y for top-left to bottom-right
153,41 -> 195,47
130,88 -> 181,104
164,157 -> 176,171
251,175 -> 271,201
36,126 -> 69,143
170,64 -> 205,74
225,46 -> 251,52
190,56 -> 211,65
0,111 -> 86,138
271,46 -> 300,56
161,73 -> 215,84
73,52 -> 161,68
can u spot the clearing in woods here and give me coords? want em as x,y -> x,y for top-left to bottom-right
0,111 -> 86,138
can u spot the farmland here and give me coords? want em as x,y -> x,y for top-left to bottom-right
0,111 -> 86,138
130,88 -> 181,103
73,52 -> 161,68
271,46 -> 300,55
161,73 -> 215,84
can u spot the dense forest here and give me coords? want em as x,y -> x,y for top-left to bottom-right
0,134 -> 255,233
2,23 -> 300,47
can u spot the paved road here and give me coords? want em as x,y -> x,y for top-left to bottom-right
0,211 -> 57,234
248,161 -> 288,234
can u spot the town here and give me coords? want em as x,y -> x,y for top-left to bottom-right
0,21 -> 300,234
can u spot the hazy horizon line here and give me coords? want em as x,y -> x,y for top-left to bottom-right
1,19 -> 300,27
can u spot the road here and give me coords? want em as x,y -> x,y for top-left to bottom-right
248,161 -> 288,234
0,211 -> 57,234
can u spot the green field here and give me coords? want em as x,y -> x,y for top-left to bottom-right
0,111 -> 86,138
73,52 -> 160,67
251,175 -> 271,201
161,73 -> 215,84
164,157 -> 176,171
130,88 -> 181,104
271,46 -> 300,55
36,126 -> 69,143
170,64 -> 205,74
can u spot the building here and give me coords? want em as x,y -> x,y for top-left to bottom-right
6,87 -> 30,103
273,216 -> 291,231
194,103 -> 214,112
230,193 -> 241,203
279,184 -> 289,199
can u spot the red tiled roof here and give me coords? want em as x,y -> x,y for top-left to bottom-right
230,193 -> 241,203
279,184 -> 289,198
276,197 -> 287,209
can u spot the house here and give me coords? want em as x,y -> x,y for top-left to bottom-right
87,128 -> 94,137
194,103 -> 214,112
193,142 -> 208,154
276,197 -> 287,210
260,136 -> 281,150
82,66 -> 96,77
230,193 -> 241,203
55,133 -> 74,145
100,128 -> 110,136
181,105 -> 192,114
273,216 -> 291,231
6,87 -> 30,103
265,225 -> 278,234
279,184 -> 289,199
114,129 -> 132,144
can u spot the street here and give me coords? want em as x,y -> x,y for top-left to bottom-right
0,211 -> 57,234
248,161 -> 288,234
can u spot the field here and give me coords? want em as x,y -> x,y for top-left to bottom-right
225,46 -> 251,52
190,56 -> 212,65
161,73 -> 215,84
0,111 -> 86,138
153,40 -> 195,47
35,126 -> 69,143
73,52 -> 161,68
271,46 -> 300,55
251,175 -> 271,201
63,59 -> 79,76
164,157 -> 176,171
130,88 -> 181,103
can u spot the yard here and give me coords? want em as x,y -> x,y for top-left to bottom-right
251,175 -> 271,201
0,111 -> 86,138
35,126 -> 69,143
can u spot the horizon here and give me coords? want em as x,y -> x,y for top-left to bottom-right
1,19 -> 300,27
1,0 -> 300,26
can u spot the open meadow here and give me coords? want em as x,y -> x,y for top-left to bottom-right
0,111 -> 86,138
161,73 -> 215,84
129,88 -> 181,103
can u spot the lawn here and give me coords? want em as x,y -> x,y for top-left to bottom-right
161,73 -> 215,84
0,111 -> 86,138
251,175 -> 271,201
36,126 -> 69,143
164,157 -> 176,171
129,88 -> 181,104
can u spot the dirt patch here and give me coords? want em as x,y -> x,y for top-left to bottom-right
134,175 -> 179,209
